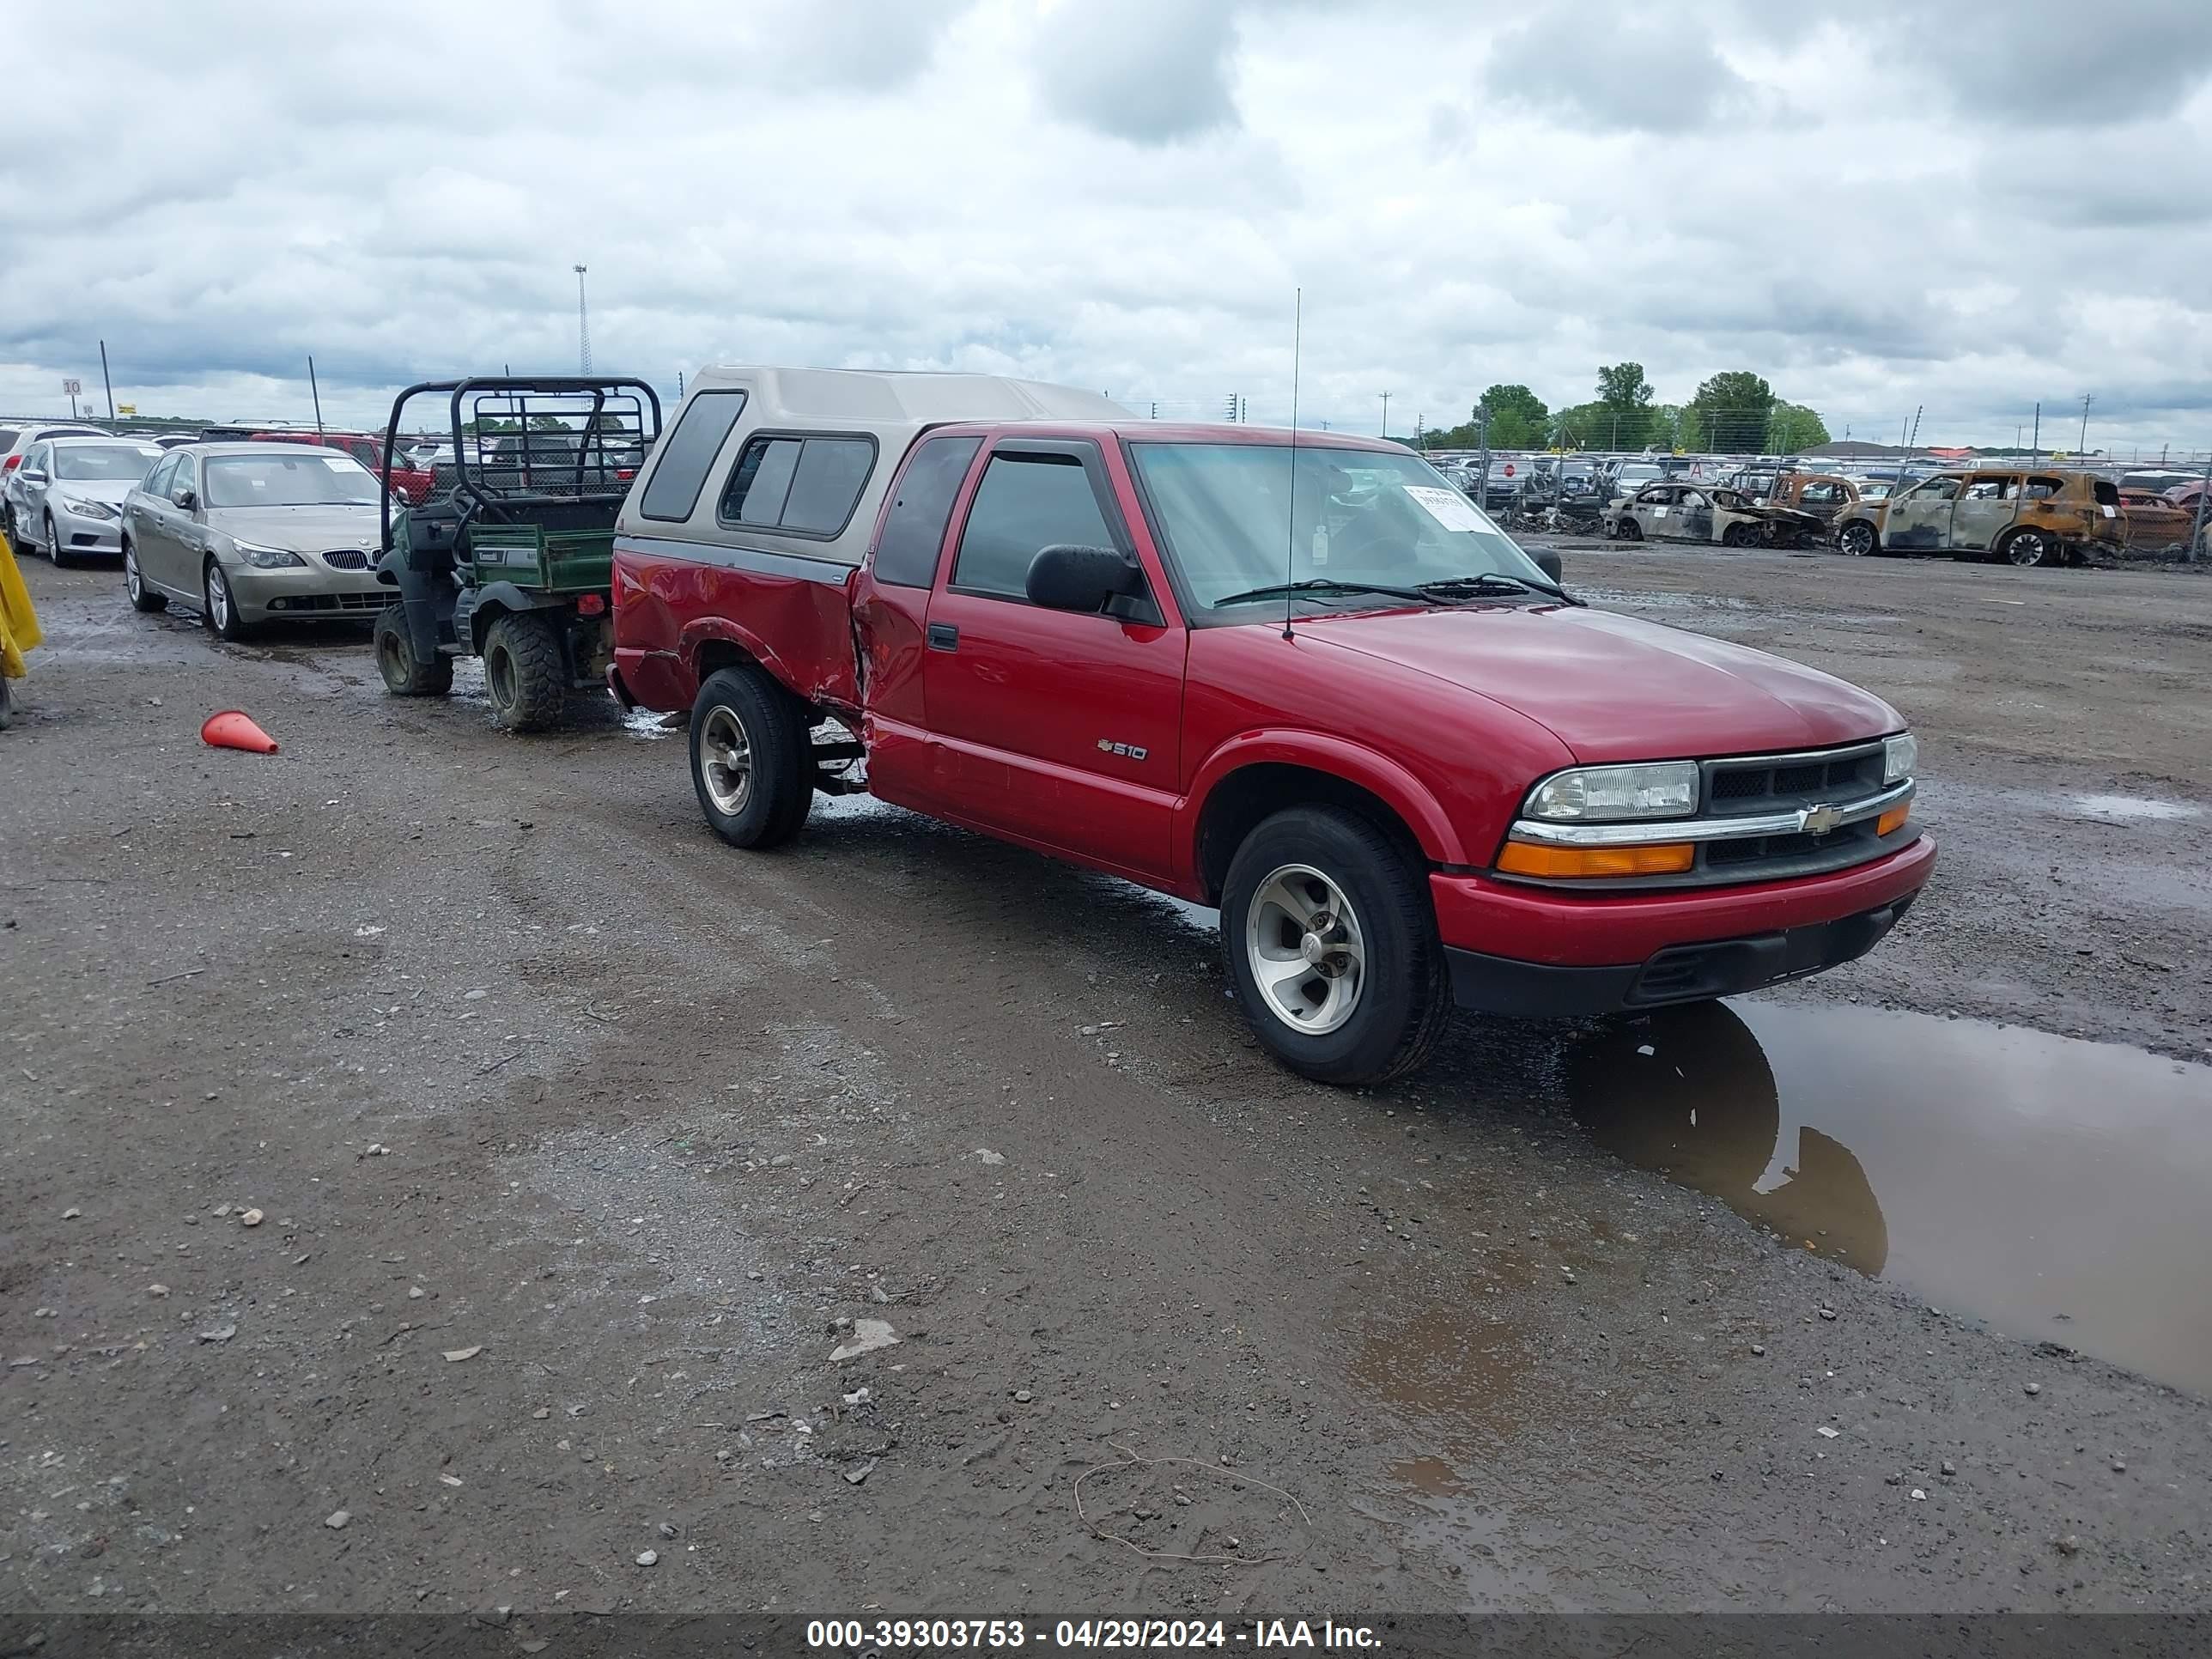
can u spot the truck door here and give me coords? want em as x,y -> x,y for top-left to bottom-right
1881,474 -> 1962,552
922,436 -> 1185,882
1948,473 -> 2019,554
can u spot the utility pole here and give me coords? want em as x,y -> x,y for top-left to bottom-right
2078,393 -> 2092,457
100,340 -> 116,423
574,264 -> 592,374
1377,392 -> 1391,437
1474,403 -> 1492,511
2032,401 -> 2040,460
308,356 -> 324,435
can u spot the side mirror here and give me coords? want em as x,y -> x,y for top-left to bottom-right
20,467 -> 47,485
1026,544 -> 1156,622
175,490 -> 198,512
1532,549 -> 1564,583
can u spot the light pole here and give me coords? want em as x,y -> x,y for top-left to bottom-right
1377,392 -> 1391,436
574,264 -> 592,375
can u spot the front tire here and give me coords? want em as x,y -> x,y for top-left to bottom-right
1616,518 -> 1643,542
123,540 -> 165,611
203,561 -> 252,641
374,605 -> 452,696
689,665 -> 811,848
482,612 -> 567,732
1222,805 -> 1452,1086
45,514 -> 72,568
1836,520 -> 1877,557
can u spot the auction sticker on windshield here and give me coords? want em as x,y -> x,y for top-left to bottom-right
1405,485 -> 1496,534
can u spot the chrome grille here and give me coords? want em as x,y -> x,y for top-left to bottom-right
322,548 -> 371,570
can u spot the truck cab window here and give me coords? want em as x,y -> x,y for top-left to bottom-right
872,434 -> 981,588
951,453 -> 1117,601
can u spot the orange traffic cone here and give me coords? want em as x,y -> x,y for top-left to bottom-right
200,710 -> 279,754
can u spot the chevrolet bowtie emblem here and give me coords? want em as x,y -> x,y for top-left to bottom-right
1802,804 -> 1843,835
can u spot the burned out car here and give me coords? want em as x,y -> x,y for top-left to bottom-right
1764,473 -> 1861,532
1833,469 -> 2124,566
1603,481 -> 1821,548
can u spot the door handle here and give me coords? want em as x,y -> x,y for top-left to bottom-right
927,622 -> 958,652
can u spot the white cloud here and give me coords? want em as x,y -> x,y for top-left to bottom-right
4,0 -> 2210,453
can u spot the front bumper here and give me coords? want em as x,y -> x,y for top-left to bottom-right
227,562 -> 391,623
1431,833 -> 1936,1015
52,502 -> 124,556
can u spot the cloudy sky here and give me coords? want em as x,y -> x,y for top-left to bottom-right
8,0 -> 2210,453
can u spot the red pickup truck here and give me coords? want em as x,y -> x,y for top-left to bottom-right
611,369 -> 1933,1085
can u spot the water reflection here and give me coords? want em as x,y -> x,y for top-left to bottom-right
1564,1003 -> 1887,1274
1556,1000 -> 2212,1395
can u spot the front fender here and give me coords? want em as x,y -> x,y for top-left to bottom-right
1178,730 -> 1471,887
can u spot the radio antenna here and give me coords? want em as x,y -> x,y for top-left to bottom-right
1283,287 -> 1303,642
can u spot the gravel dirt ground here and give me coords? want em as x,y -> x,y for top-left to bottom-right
2,544 -> 2208,1623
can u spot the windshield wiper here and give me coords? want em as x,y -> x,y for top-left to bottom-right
1418,571 -> 1583,606
1212,577 -> 1450,610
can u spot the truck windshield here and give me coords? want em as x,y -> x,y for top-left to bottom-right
204,454 -> 379,507
1128,442 -> 1552,615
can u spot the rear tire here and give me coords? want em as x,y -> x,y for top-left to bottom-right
1721,522 -> 1752,549
689,665 -> 811,848
1222,805 -> 1453,1086
483,612 -> 566,731
2000,527 -> 2054,568
124,540 -> 165,611
374,605 -> 453,696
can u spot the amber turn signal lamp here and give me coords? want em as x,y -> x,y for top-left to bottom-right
1496,840 -> 1696,878
1875,804 -> 1911,837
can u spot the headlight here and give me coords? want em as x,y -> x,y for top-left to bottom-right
1525,761 -> 1700,823
1882,732 -> 1917,784
234,540 -> 306,569
63,497 -> 119,521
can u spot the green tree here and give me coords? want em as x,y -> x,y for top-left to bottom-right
1770,402 -> 1832,453
1479,383 -> 1548,448
1590,362 -> 1656,448
1691,371 -> 1775,453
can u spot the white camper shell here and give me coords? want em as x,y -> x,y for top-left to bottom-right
615,368 -> 1125,573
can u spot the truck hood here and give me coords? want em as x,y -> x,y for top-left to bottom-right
1298,604 -> 1902,763
206,504 -> 380,551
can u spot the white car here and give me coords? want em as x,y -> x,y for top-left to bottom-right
5,435 -> 161,566
1,420 -> 106,544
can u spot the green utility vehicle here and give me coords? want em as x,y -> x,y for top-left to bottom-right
372,376 -> 660,730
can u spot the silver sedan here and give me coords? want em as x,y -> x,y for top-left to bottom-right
121,443 -> 388,641
4,437 -> 164,566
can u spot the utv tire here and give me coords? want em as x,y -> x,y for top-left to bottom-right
123,540 -> 166,611
1222,805 -> 1453,1087
374,605 -> 452,696
690,665 -> 811,848
45,514 -> 72,568
483,612 -> 567,732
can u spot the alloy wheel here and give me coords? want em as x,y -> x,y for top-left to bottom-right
1243,863 -> 1368,1036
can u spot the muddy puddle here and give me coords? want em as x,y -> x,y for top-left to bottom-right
1560,1000 -> 2212,1395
